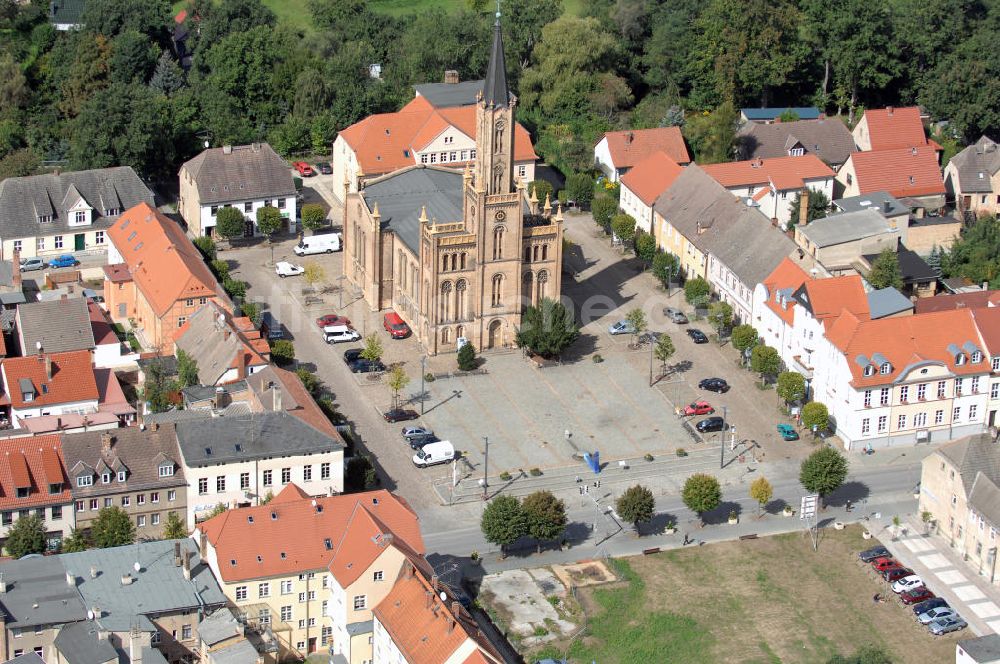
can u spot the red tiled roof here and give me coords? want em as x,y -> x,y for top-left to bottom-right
801,275 -> 870,325
2,350 -> 99,409
198,486 -> 423,583
972,307 -> 1000,354
619,152 -> 684,206
702,154 -> 834,190
848,146 -> 945,198
601,127 -> 691,167
88,301 -> 119,346
914,290 -> 1000,314
762,258 -> 812,326
862,106 -> 929,151
102,263 -> 131,283
0,435 -> 71,511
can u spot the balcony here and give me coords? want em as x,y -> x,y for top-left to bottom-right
790,355 -> 813,379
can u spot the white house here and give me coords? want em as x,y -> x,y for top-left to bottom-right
1,350 -> 101,428
618,152 -> 684,234
0,434 -> 75,550
594,127 -> 691,183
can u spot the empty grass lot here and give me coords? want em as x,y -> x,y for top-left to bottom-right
527,527 -> 960,664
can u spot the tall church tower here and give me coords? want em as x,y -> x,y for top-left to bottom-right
475,14 -> 515,196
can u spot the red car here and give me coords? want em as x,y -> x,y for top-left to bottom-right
883,567 -> 913,583
383,311 -> 410,339
871,557 -> 898,572
293,161 -> 315,176
899,587 -> 935,605
683,401 -> 715,416
316,314 -> 352,328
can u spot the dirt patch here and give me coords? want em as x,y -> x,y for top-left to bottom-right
551,560 -> 617,588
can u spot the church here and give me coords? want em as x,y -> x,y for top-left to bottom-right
341,17 -> 564,356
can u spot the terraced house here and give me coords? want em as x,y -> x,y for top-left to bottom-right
0,435 -> 72,552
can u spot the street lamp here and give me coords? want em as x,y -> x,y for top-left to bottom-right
720,405 -> 727,468
420,356 -> 427,415
648,337 -> 655,387
482,436 -> 489,501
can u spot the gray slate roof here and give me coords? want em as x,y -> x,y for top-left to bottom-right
937,433 -> 1000,499
414,79 -> 485,108
833,191 -> 909,218
59,539 -> 227,632
174,303 -> 252,385
206,638 -> 259,664
54,621 -> 119,664
710,207 -> 797,290
0,556 -> 86,629
175,410 -> 344,467
363,166 -> 464,255
2,654 -> 45,664
199,608 -> 244,646
958,634 -> 1000,662
16,297 -> 94,354
969,474 -> 1000,531
798,209 -> 893,248
866,287 -> 913,319
736,119 -> 855,166
48,0 -> 86,25
180,143 -> 295,206
949,136 -> 1000,194
862,247 -> 936,283
0,167 -> 153,241
482,20 -> 509,109
61,424 -> 186,497
347,619 -> 374,636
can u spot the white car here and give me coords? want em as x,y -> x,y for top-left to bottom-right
892,574 -> 924,594
275,261 -> 305,278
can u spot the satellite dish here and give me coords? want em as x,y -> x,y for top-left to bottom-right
439,591 -> 447,601
87,610 -> 94,620
133,562 -> 141,573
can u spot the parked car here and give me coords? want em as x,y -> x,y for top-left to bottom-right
696,416 -> 726,433
316,314 -> 352,328
698,377 -> 730,393
858,546 -> 891,563
294,233 -> 341,255
402,426 -> 433,440
323,325 -> 361,344
48,254 -> 77,268
683,401 -> 714,416
927,616 -> 967,635
686,328 -> 708,344
315,162 -> 332,174
19,257 -> 45,272
275,261 -> 305,277
892,575 -> 924,594
349,358 -> 385,374
871,557 -> 899,572
913,598 -> 949,617
413,440 -> 455,467
81,288 -> 104,303
608,320 -> 636,336
343,348 -> 364,365
293,161 -> 315,176
882,567 -> 913,583
663,307 -> 688,324
900,587 -> 935,605
406,433 -> 437,449
917,606 -> 955,624
776,423 -> 799,441
383,311 -> 411,339
383,408 -> 418,423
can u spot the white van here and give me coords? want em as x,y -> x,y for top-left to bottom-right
412,440 -> 455,467
293,233 -> 341,256
324,325 -> 360,344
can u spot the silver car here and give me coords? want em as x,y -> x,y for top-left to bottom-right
927,616 -> 967,635
917,607 -> 955,625
19,258 -> 45,272
663,307 -> 688,324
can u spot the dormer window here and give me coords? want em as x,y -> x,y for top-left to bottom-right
956,354 -> 966,366
38,215 -> 52,223
73,211 -> 86,224
49,483 -> 62,495
879,363 -> 892,375
106,208 -> 120,216
77,475 -> 93,487
972,351 -> 983,363
101,472 -> 111,484
863,365 -> 875,377
117,471 -> 127,482
158,463 -> 174,477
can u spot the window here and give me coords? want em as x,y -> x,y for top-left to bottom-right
158,464 -> 173,477
993,357 -> 1000,371
199,297 -> 207,305
298,592 -> 306,602
969,404 -> 978,420
12,240 -> 21,252
899,386 -> 909,403
790,147 -> 805,156
101,472 -> 111,484
308,590 -> 316,600
303,465 -> 312,481
137,515 -> 146,528
118,468 -> 128,482
954,406 -> 962,423
1,512 -> 10,526
77,475 -> 93,487
151,631 -> 161,644
103,498 -> 113,508
54,235 -> 63,249
353,595 -> 366,610
429,153 -> 437,163
281,580 -> 293,594
879,388 -> 890,406
211,206 -> 219,217
168,490 -> 176,501
973,351 -> 983,363
120,495 -> 130,507
236,586 -> 248,601
992,382 -> 999,399
281,467 -> 291,484
308,617 -> 316,627
880,363 -> 891,375
76,500 -> 84,512
263,470 -> 273,486
917,383 -> 927,401
244,202 -> 253,213
36,237 -> 44,251
935,409 -> 944,425
181,624 -> 192,640
897,414 -> 906,429
321,463 -> 330,480
95,231 -> 104,245
914,412 -> 927,427
136,494 -> 145,505
281,606 -> 292,622
846,173 -> 853,185
877,415 -> 887,433
956,378 -> 964,396
198,478 -> 208,495
177,316 -> 187,328
259,608 -> 270,624
420,154 -> 428,164
186,298 -> 194,307
322,600 -> 329,616
278,198 -> 285,209
90,499 -> 98,510
151,513 -> 159,525
518,165 -> 526,178
258,582 -> 270,598
373,570 -> 384,581
240,472 -> 250,490
938,381 -> 947,398
51,505 -> 62,520
972,376 -> 981,393
216,476 -> 226,492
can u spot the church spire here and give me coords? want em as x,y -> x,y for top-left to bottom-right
481,6 -> 509,109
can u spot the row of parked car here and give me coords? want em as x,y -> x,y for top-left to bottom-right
19,255 -> 78,272
858,546 -> 967,636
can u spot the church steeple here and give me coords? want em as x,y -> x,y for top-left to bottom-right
473,7 -> 516,197
482,9 -> 509,109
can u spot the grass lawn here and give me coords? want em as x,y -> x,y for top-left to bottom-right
524,527 -> 960,664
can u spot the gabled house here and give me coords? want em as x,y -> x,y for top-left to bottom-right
851,106 -> 939,152
15,297 -> 94,357
0,435 -> 73,551
104,202 -> 228,353
245,365 -> 341,439
0,167 -> 153,260
739,107 -> 821,124
736,118 -> 856,169
752,258 -> 815,370
593,127 -> 691,183
836,146 -> 946,209
178,143 -> 298,238
618,152 -> 684,234
0,556 -> 87,661
0,350 -> 100,428
944,136 -> 1000,216
173,302 -> 269,385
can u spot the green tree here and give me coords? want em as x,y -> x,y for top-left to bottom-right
255,205 -> 282,238
788,189 -> 830,227
749,476 -> 773,518
707,301 -> 733,338
611,213 -> 636,246
801,401 -> 830,433
940,216 -> 1000,287
109,29 -> 159,85
625,307 -> 647,345
90,506 -> 136,548
149,51 -> 184,95
176,349 -> 199,388
210,259 -> 230,281
162,511 -> 187,539
457,343 -> 477,371
776,372 -> 806,405
799,446 -> 848,505
635,232 -> 657,263
300,203 -> 327,232
616,484 -> 655,531
682,473 -> 722,526
345,455 -> 379,492
295,368 -> 321,395
206,503 -> 228,519
194,236 -> 218,261
867,248 -> 903,290
654,333 -> 676,375
684,277 -> 711,307
214,207 -> 247,240
143,356 -> 174,413
515,298 -> 580,359
361,333 -> 383,362
592,196 -> 617,229
530,179 -> 554,204
270,339 -> 295,365
0,149 -> 40,180
480,494 -> 527,558
5,514 -> 46,558
61,527 -> 90,553
731,324 -> 759,357
386,365 -> 409,410
81,0 -> 171,42
750,345 -> 781,383
652,252 -> 679,289
522,490 -> 567,549
303,261 -> 326,290
566,173 -> 595,209
682,101 -> 739,163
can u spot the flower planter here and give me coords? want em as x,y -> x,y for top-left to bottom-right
728,517 -> 738,525
834,521 -> 845,530
862,530 -> 873,540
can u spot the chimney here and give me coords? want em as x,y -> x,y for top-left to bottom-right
696,220 -> 703,235
451,601 -> 461,617
425,591 -> 434,609
430,575 -> 439,591
887,106 -> 894,116
129,629 -> 143,664
443,70 -> 459,84
883,199 -> 891,214
101,432 -> 113,456
174,542 -> 182,567
799,189 -> 809,227
182,550 -> 192,581
90,566 -> 98,579
66,571 -> 75,587
222,145 -> 232,154
273,387 -> 282,412
252,143 -> 261,152
199,529 -> 208,558
626,131 -> 634,144
0,573 -> 6,594
150,421 -> 158,432
44,355 -> 52,381
120,573 -> 133,586
11,248 -> 21,290
236,351 -> 247,380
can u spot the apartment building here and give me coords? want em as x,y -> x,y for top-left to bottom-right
0,435 -> 73,552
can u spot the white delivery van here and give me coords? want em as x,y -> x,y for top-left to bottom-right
293,233 -> 341,256
324,325 -> 360,344
412,440 -> 455,467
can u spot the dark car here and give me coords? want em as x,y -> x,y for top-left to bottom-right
912,597 -> 949,616
900,587 -> 935,605
882,567 -> 914,583
696,416 -> 726,433
687,328 -> 709,344
406,433 -> 438,449
350,358 -> 386,374
699,377 -> 730,393
858,546 -> 891,563
343,348 -> 364,365
383,408 -> 418,423
315,162 -> 333,174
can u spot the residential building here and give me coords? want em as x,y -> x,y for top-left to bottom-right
178,143 -> 298,238
593,127 -> 691,183
739,107 -> 821,124
0,435 -> 73,552
0,556 -> 87,661
105,202 -> 228,353
916,290 -> 1000,314
859,247 -> 938,298
751,258 -> 815,370
851,106 -> 937,152
61,426 -> 188,539
372,563 -> 502,664
957,635 -> 1000,664
832,190 -> 960,256
905,213 -> 962,256
618,152 -> 684,234
175,410 -> 345,523
48,0 -> 86,30
836,146 -> 946,209
414,72 -> 489,108
245,365 -> 342,439
795,208 -> 900,273
0,350 -> 99,428
701,155 -> 835,228
970,306 -> 1000,429
944,136 -> 1000,216
13,298 -> 130,371
0,167 -> 153,260
173,302 -> 269,385
736,118 -> 856,168
196,484 -> 424,662
197,608 -> 263,664
343,20 -> 563,355
832,191 -> 910,226
918,434 -> 1000,586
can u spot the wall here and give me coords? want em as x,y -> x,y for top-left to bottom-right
593,138 -> 617,181
0,501 -> 73,546
619,184 -> 652,234
2,624 -> 63,662
72,484 -> 186,540
906,221 -> 961,256
329,547 -> 407,664
3,228 -> 113,261
179,167 -> 203,235
10,398 -> 99,429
